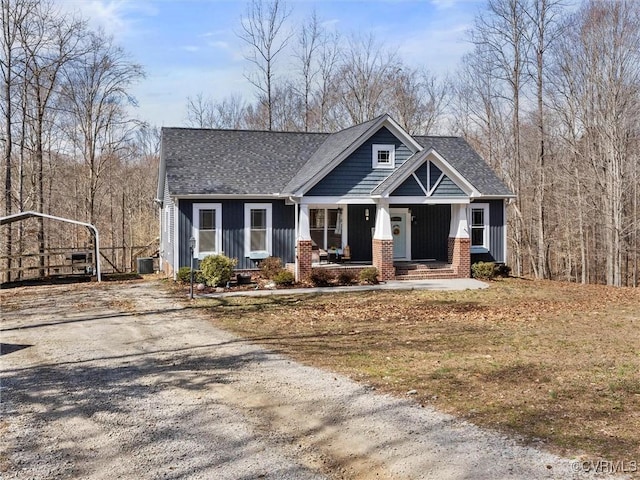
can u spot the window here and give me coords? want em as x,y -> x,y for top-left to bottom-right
309,208 -> 343,250
469,203 -> 489,252
245,203 -> 272,257
310,208 -> 325,249
193,203 -> 222,258
372,144 -> 395,169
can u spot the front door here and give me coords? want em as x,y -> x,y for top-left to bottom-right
391,211 -> 407,259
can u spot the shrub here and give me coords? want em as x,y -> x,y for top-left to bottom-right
176,266 -> 205,284
471,261 -> 496,280
494,263 -> 512,278
273,269 -> 295,286
260,256 -> 283,279
359,267 -> 379,284
200,254 -> 237,286
337,269 -> 357,285
308,268 -> 334,287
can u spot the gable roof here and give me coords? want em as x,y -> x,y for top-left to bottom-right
372,147 -> 473,197
283,114 -> 423,195
158,117 -> 513,200
414,137 -> 513,197
161,128 -> 329,196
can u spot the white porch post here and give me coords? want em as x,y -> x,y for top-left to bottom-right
296,204 -> 312,281
298,204 -> 311,240
449,204 -> 469,239
372,201 -> 395,281
448,204 -> 471,277
373,201 -> 392,240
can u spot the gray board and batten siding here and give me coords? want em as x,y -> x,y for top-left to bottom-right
160,175 -> 175,269
177,199 -> 295,270
471,199 -> 505,264
346,204 -> 451,263
307,127 -> 414,197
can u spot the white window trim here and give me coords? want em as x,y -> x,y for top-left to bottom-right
372,144 -> 396,169
192,203 -> 222,259
244,203 -> 273,257
469,203 -> 490,253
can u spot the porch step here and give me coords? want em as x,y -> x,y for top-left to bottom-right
394,262 -> 459,280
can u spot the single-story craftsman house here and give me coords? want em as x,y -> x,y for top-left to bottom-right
156,114 -> 514,281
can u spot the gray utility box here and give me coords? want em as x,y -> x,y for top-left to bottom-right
137,257 -> 154,274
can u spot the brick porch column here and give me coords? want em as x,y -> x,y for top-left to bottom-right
372,202 -> 395,281
297,240 -> 313,281
449,204 -> 471,278
296,205 -> 312,281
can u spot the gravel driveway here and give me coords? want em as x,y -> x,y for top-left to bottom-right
0,280 -> 621,479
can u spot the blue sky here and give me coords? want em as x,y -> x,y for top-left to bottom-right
59,0 -> 483,127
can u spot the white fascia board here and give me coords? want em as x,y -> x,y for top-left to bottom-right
472,194 -> 518,200
388,196 -> 470,205
300,196 -> 377,205
382,116 -> 423,153
426,149 -> 480,197
295,115 -> 422,197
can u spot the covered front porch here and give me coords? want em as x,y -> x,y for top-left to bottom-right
294,202 -> 471,281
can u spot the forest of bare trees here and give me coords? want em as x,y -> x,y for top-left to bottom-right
186,0 -> 640,287
1,0 -> 638,286
0,0 -> 157,282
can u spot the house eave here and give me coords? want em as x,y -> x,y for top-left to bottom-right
170,193 -> 287,200
472,194 -> 517,200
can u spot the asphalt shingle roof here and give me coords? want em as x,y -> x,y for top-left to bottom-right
162,128 -> 329,195
161,120 -> 513,198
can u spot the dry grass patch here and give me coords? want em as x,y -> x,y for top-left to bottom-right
197,279 -> 640,466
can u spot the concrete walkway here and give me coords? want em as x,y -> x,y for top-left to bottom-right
197,278 -> 488,299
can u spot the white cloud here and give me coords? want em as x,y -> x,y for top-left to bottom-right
397,22 -> 472,75
56,0 -> 157,39
430,0 -> 457,9
209,40 -> 230,50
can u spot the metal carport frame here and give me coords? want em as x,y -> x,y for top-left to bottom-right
0,211 -> 101,282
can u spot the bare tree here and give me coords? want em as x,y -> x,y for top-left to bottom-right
59,29 -> 144,225
0,0 -> 38,280
18,0 -> 86,275
294,10 -> 322,132
335,34 -> 402,126
238,0 -> 291,131
186,93 -> 247,129
185,92 -> 216,128
471,0 -> 531,276
523,0 -> 563,279
389,68 -> 450,135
